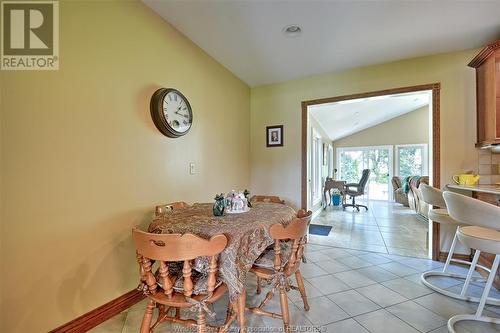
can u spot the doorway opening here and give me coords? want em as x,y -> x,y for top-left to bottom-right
301,84 -> 441,259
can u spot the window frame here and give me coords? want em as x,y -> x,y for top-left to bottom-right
395,144 -> 429,178
336,145 -> 394,201
311,130 -> 322,205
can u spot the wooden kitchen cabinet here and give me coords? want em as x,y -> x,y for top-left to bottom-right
468,40 -> 500,147
475,191 -> 499,206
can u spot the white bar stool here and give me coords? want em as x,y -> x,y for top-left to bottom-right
419,185 -> 497,305
444,191 -> 500,332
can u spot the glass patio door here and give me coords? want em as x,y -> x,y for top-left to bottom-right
395,144 -> 428,178
337,146 -> 393,201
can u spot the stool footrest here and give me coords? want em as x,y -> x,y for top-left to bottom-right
448,314 -> 500,333
421,271 -> 500,306
451,258 -> 491,273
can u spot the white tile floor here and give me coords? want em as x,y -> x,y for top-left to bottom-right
90,244 -> 500,333
312,200 -> 429,257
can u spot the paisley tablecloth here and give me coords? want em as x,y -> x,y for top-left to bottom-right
148,202 -> 296,300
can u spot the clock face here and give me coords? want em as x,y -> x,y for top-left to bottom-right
150,88 -> 193,137
162,90 -> 192,134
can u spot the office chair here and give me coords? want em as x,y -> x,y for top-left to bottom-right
343,169 -> 371,211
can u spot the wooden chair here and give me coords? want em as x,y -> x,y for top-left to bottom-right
133,228 -> 237,333
250,195 -> 285,204
247,210 -> 312,333
154,201 -> 190,218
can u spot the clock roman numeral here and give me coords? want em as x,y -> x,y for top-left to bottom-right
174,94 -> 178,102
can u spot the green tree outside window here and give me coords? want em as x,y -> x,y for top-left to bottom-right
399,147 -> 423,178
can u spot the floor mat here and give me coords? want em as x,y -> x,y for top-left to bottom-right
309,224 -> 332,236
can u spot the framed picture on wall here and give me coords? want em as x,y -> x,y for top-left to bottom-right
266,125 -> 284,147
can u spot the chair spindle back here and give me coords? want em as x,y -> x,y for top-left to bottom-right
154,201 -> 190,217
268,209 -> 312,274
250,195 -> 286,204
133,228 -> 227,299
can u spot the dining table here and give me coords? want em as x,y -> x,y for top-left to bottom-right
148,201 -> 297,332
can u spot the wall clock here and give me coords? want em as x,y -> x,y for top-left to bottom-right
150,88 -> 193,138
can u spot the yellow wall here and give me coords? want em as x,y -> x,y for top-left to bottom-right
250,49 -> 478,208
0,70 -> 3,328
0,1 -> 249,331
333,105 -> 429,148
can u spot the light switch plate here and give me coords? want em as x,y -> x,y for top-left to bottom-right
189,162 -> 196,175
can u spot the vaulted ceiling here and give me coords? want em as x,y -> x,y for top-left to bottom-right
144,0 -> 500,86
309,91 -> 430,141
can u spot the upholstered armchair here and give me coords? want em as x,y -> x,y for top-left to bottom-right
408,176 -> 429,217
392,176 -> 429,216
392,177 -> 409,207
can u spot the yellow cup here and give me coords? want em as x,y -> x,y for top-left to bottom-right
452,174 -> 480,185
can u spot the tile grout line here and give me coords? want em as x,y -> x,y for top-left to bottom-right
371,206 -> 391,255
311,281 -> 442,332
314,200 -> 428,258
300,255 -> 454,331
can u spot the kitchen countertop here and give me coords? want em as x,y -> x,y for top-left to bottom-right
447,184 -> 500,196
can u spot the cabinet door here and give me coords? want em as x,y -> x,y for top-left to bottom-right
496,53 -> 500,139
477,56 -> 497,143
476,192 -> 499,206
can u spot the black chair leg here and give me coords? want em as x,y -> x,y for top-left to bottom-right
358,204 -> 368,211
342,195 -> 368,211
352,196 -> 359,211
353,196 -> 367,211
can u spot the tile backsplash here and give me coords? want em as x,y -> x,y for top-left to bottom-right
478,149 -> 500,184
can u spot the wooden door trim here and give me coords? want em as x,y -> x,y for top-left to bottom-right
301,83 -> 441,260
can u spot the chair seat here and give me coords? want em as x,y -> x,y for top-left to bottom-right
253,242 -> 292,269
428,208 -> 459,225
344,189 -> 359,196
250,265 -> 274,279
458,226 -> 500,254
